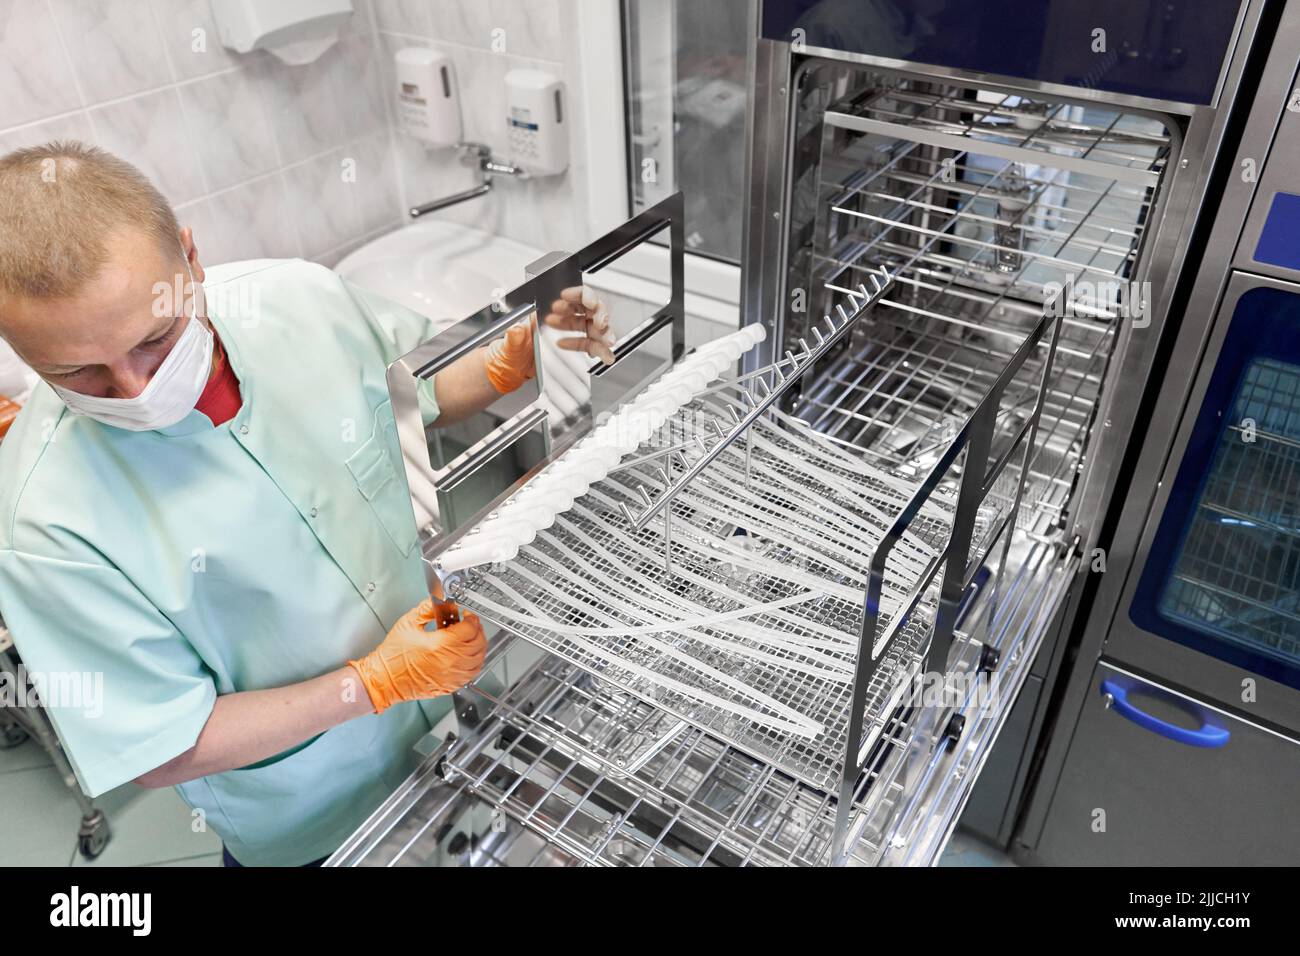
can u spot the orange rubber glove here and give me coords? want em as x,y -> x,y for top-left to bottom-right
483,319 -> 536,394
348,599 -> 488,714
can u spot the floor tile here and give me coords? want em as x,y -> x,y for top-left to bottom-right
0,733 -> 55,774
0,764 -> 86,866
70,783 -> 221,867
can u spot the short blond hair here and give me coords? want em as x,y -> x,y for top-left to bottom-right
0,141 -> 181,300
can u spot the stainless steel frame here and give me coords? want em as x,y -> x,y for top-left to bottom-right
386,192 -> 686,577
617,262 -> 894,534
832,299 -> 1063,860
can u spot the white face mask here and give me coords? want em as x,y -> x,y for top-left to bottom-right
52,256 -> 214,432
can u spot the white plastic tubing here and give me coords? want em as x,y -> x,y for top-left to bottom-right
437,322 -> 767,573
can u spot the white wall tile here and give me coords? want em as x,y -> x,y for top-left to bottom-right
178,67 -> 277,191
50,0 -> 173,105
333,33 -> 389,140
339,0 -> 376,38
0,0 -> 82,127
490,0 -> 565,61
87,87 -> 206,204
205,174 -> 304,262
0,1 -> 406,269
172,196 -> 226,264
428,0 -> 495,49
285,149 -> 364,259
348,132 -> 404,232
253,49 -> 350,165
149,0 -> 238,80
0,0 -> 604,273
500,170 -> 578,252
0,111 -> 93,154
371,0 -> 431,37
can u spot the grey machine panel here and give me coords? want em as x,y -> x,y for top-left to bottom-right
1020,0 -> 1300,864
1035,661 -> 1300,865
1103,271 -> 1300,734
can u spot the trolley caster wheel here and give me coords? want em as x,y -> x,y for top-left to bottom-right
1,723 -> 29,748
77,810 -> 110,860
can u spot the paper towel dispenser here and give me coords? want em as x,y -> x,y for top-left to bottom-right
209,0 -> 355,65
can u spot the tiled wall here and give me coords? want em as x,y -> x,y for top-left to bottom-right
0,0 -> 405,267
371,0 -> 593,255
0,1 -> 599,269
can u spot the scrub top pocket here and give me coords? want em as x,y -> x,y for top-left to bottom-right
346,399 -> 419,557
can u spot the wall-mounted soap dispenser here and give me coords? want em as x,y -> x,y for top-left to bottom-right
209,0 -> 354,65
395,47 -> 463,148
404,60 -> 568,218
504,69 -> 569,176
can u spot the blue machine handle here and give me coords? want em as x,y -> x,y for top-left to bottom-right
1101,679 -> 1230,748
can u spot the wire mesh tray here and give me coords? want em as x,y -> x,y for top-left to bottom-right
446,654 -> 923,866
452,393 -> 981,792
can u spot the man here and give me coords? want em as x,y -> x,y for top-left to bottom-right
0,142 -> 615,866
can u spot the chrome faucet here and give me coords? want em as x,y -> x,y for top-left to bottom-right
409,142 -> 527,218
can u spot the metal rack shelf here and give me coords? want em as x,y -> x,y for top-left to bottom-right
795,311 -> 1090,534
617,264 -> 894,533
826,85 -> 1170,187
444,654 -> 925,866
444,146 -> 1070,861
330,525 -> 1074,869
454,400 -> 952,793
791,105 -> 1160,545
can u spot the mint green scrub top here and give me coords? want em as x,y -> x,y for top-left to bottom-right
0,259 -> 448,866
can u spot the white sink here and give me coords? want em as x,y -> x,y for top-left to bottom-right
336,220 -> 545,322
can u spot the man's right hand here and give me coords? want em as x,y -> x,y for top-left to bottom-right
348,599 -> 487,714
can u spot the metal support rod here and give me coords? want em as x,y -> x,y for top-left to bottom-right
656,464 -> 673,576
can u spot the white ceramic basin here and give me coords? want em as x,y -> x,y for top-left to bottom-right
336,220 -> 545,323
